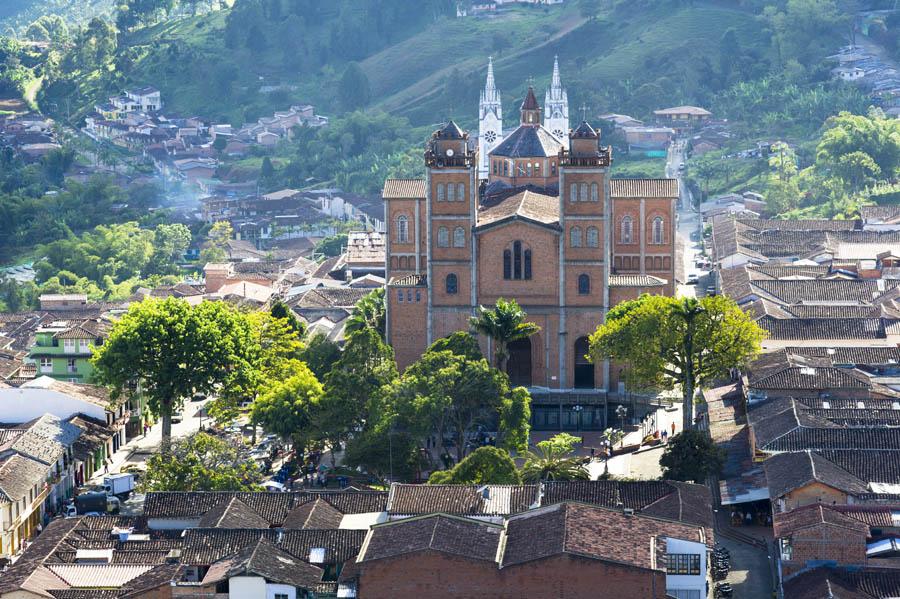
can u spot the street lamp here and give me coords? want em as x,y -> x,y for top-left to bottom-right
571,404 -> 583,433
616,405 -> 627,439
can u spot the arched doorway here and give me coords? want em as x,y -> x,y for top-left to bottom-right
506,338 -> 532,387
574,337 -> 594,389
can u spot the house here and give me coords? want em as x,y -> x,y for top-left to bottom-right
39,294 -> 88,311
653,106 -> 712,131
621,125 -> 675,152
344,502 -> 710,599
26,319 -> 108,382
774,504 -> 871,577
861,205 -> 900,232
124,87 -> 162,112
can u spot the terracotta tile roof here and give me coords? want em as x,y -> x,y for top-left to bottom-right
501,502 -> 706,569
765,450 -> 870,499
279,529 -> 367,565
609,178 -> 678,198
386,484 -> 539,517
6,413 -> 83,464
201,538 -> 326,590
49,592 -> 119,599
477,188 -> 560,228
773,504 -> 870,538
783,567 -> 900,599
282,498 -> 344,529
608,274 -> 668,287
766,427 -> 900,452
861,205 -> 900,223
118,563 -> 181,598
294,287 -> 369,309
359,514 -> 502,563
0,453 -> 49,502
540,481 -> 713,528
197,496 -> 271,528
653,106 -> 712,116
0,517 -> 80,595
382,179 -> 426,199
757,316 -> 887,340
748,354 -> 874,390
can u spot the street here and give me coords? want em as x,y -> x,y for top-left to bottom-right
666,140 -> 704,298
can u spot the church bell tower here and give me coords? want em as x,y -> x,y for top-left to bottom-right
544,55 -> 569,150
478,57 -> 502,179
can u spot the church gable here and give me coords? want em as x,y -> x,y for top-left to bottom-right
477,189 -> 560,232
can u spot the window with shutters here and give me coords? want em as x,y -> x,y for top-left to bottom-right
437,226 -> 449,247
587,227 -> 599,248
446,273 -> 458,295
578,274 -> 590,295
570,183 -> 578,202
437,184 -> 445,201
570,226 -> 582,248
457,183 -> 465,201
591,182 -> 599,202
447,183 -> 455,202
621,216 -> 633,244
580,183 -> 588,202
453,227 -> 465,248
652,217 -> 664,244
396,215 -> 409,243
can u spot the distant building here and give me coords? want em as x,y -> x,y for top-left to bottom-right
653,106 -> 712,132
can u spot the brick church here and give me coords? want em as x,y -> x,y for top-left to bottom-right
382,58 -> 678,431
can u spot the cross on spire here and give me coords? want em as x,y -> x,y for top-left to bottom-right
580,103 -> 589,122
526,75 -> 535,87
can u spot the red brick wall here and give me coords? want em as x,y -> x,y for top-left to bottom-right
476,222 -> 560,306
387,285 -> 428,371
356,551 -> 668,599
781,523 -> 868,577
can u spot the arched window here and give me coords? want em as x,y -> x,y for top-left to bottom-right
621,216 -> 633,244
578,274 -> 590,295
504,241 -> 532,280
586,226 -> 599,248
397,215 -> 409,243
457,183 -> 465,201
580,183 -> 588,203
591,182 -> 599,202
447,184 -> 455,202
570,226 -> 582,248
437,226 -> 449,247
570,183 -> 578,203
453,227 -> 465,248
398,256 -> 408,270
398,290 -> 404,302
446,273 -> 458,295
652,217 -> 664,244
436,184 -> 445,202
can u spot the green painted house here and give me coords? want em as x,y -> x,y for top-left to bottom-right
27,321 -> 107,383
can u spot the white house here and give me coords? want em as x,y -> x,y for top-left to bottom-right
124,87 -> 162,112
664,536 -> 709,599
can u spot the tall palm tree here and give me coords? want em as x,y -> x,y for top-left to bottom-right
469,298 -> 540,371
521,442 -> 589,483
345,288 -> 386,340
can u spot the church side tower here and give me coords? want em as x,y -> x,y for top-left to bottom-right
479,57 -> 502,179
544,55 -> 569,150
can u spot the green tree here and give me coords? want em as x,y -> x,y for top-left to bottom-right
427,331 -> 483,361
314,233 -> 347,257
147,223 -> 191,275
338,62 -> 370,111
92,298 -> 255,451
318,329 -> 397,460
499,386 -> 531,454
140,432 -> 261,491
521,434 -> 589,483
469,298 -> 540,371
590,295 -> 765,430
200,221 -> 233,264
301,332 -> 341,380
42,147 -> 75,186
428,446 -> 521,485
252,361 -> 324,450
345,288 -> 385,340
659,429 -> 725,483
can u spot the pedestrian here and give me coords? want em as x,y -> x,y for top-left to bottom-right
671,422 -> 676,436
662,429 -> 668,443
590,447 -> 595,460
745,511 -> 753,526
103,459 -> 109,474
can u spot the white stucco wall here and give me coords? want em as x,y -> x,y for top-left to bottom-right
0,388 -> 106,423
229,576 -> 266,599
665,537 -> 707,596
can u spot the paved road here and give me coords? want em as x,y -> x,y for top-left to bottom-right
89,399 -> 213,484
717,534 -> 776,599
666,140 -> 708,298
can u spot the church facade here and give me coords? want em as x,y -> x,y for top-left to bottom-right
382,59 -> 678,431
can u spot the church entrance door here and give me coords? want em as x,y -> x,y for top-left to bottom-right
506,338 -> 532,387
574,337 -> 594,389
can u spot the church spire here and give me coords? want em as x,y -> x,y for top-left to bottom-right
481,56 -> 500,105
551,55 -> 561,90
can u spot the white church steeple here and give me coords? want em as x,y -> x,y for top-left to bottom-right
544,55 -> 569,150
479,57 -> 503,178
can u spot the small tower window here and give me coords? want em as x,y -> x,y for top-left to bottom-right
398,290 -> 404,302
578,274 -> 590,295
580,183 -> 588,203
524,249 -> 532,279
447,184 -> 455,202
570,226 -> 582,248
591,183 -> 599,202
453,227 -> 466,248
437,184 -> 445,202
621,216 -> 633,244
437,226 -> 449,248
446,273 -> 458,295
652,217 -> 664,244
503,249 -> 512,279
513,240 -> 522,278
587,226 -> 599,248
503,161 -> 509,176
551,162 -> 557,175
570,183 -> 578,203
505,241 -> 532,280
493,161 -> 498,175
457,183 -> 465,201
526,163 -> 532,177
397,215 -> 409,243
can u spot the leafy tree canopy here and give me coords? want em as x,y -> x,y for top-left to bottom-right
660,429 -> 725,483
427,446 -> 521,485
140,432 -> 261,491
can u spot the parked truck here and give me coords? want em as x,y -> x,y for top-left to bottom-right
66,491 -> 120,517
103,473 -> 135,499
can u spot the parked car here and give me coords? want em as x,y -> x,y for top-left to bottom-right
171,413 -> 183,424
686,274 -> 699,285
706,286 -> 717,296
